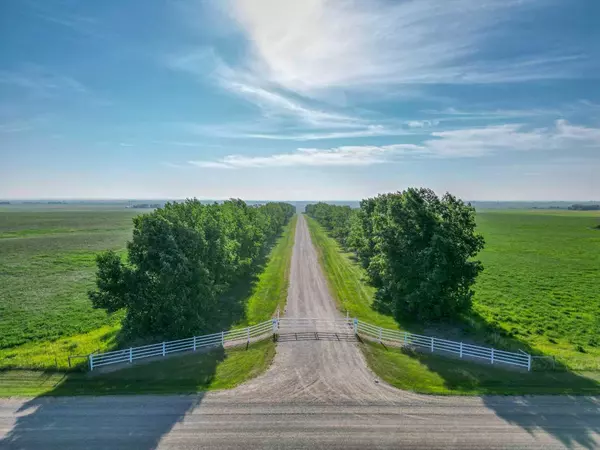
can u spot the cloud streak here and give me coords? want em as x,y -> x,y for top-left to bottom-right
185,120 -> 600,168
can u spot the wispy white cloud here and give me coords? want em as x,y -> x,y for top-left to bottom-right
224,0 -> 586,95
189,145 -> 423,168
185,120 -> 600,168
221,81 -> 362,127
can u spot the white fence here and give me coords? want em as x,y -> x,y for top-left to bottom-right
354,319 -> 531,371
89,319 -> 275,370
88,316 -> 531,371
278,317 -> 354,333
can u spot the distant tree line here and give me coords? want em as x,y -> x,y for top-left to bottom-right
127,203 -> 163,209
568,204 -> 600,211
306,188 -> 485,322
89,199 -> 295,339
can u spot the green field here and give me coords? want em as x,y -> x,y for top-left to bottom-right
306,211 -> 600,394
0,206 -> 296,394
0,208 -> 138,351
473,210 -> 600,370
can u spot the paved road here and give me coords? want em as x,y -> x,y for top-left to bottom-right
1,215 -> 599,449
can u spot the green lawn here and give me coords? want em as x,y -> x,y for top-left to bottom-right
0,340 -> 275,396
306,212 -> 600,394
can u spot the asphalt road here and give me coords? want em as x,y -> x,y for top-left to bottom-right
1,215 -> 599,449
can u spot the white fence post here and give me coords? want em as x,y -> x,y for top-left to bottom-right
431,337 -> 434,352
404,332 -> 407,344
193,336 -> 197,351
378,327 -> 383,343
272,318 -> 278,333
89,354 -> 94,371
491,348 -> 494,364
353,318 -> 358,334
221,331 -> 225,346
162,342 -> 166,356
129,347 -> 133,363
527,354 -> 532,372
459,342 -> 463,358
247,327 -> 250,344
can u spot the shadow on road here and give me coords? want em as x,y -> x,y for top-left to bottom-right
482,395 -> 600,450
1,394 -> 204,450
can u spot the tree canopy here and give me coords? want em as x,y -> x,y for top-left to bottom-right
306,189 -> 484,322
89,199 -> 295,339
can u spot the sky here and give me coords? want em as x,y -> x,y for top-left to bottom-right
1,0 -> 599,201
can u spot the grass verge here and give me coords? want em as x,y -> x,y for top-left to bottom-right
0,340 -> 275,397
305,215 -> 397,329
242,215 -> 297,325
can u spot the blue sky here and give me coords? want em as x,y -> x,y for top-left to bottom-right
1,0 -> 599,200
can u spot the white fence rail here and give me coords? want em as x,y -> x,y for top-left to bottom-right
89,319 -> 276,370
354,319 -> 531,371
88,315 -> 531,371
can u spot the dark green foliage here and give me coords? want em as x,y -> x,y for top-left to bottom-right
307,188 -> 484,322
305,203 -> 354,247
89,199 -> 294,340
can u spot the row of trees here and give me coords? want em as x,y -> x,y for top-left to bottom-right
89,199 -> 295,340
306,188 -> 485,322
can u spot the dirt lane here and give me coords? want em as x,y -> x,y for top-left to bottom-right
207,213 -> 411,403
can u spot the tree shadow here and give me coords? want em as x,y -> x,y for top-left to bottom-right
0,345 -> 234,449
1,392 -> 205,449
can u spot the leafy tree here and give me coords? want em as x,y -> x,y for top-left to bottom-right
307,189 -> 485,322
89,199 -> 295,340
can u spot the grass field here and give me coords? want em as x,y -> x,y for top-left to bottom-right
0,340 -> 275,396
0,208 -> 138,351
473,210 -> 600,370
0,206 -> 296,388
305,212 -> 600,394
